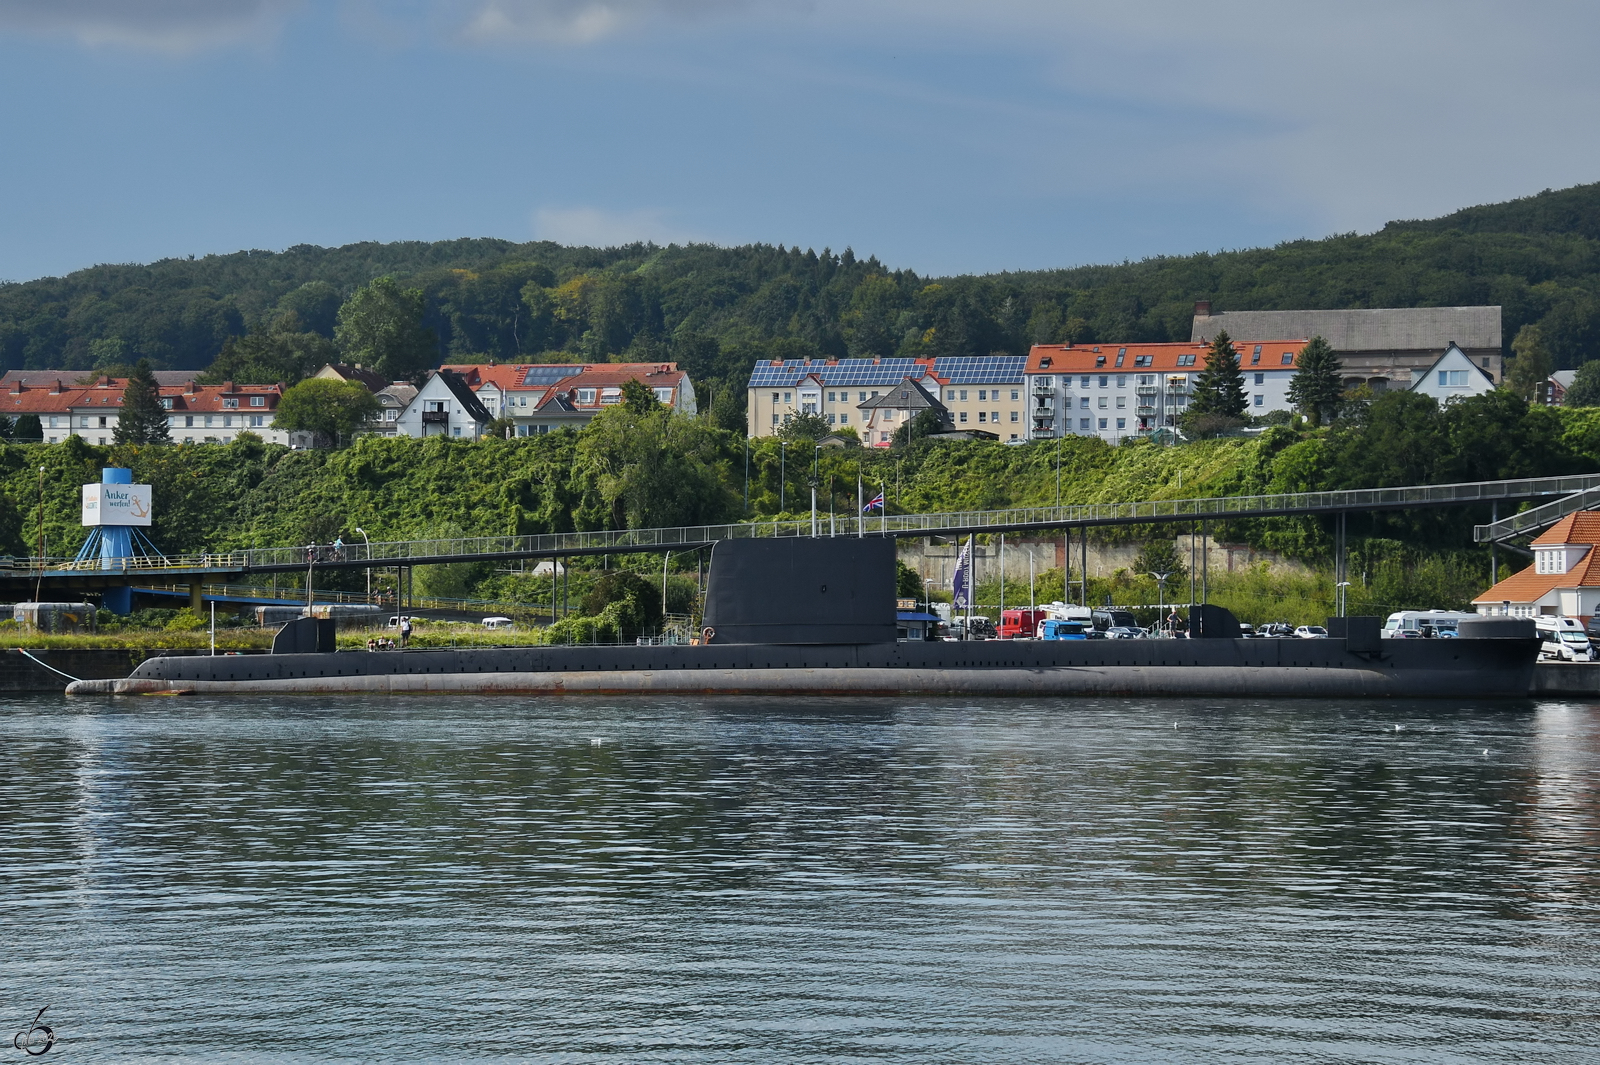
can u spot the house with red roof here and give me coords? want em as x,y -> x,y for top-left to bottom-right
1473,512 -> 1600,621
429,362 -> 697,436
1024,339 -> 1307,442
3,374 -> 306,447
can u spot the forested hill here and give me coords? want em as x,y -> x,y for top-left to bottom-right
4,181 -> 1600,405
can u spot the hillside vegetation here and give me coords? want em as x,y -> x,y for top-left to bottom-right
6,183 -> 1600,420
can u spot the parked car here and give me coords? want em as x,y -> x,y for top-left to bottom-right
1294,625 -> 1329,639
481,616 -> 515,630
1104,626 -> 1145,639
387,615 -> 417,628
1382,610 -> 1475,639
1255,622 -> 1294,638
1238,623 -> 1256,637
998,608 -> 1047,641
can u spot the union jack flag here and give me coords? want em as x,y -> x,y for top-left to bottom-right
862,490 -> 885,513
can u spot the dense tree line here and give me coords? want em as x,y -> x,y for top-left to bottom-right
7,182 -> 1600,428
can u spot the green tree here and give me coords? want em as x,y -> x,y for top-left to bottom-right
896,560 -> 924,600
580,570 -> 664,636
1286,335 -> 1343,426
114,359 -> 172,445
621,377 -> 660,415
1506,324 -> 1554,402
334,277 -> 435,381
13,414 -> 42,442
273,378 -> 380,448
1563,360 -> 1600,407
577,399 -> 739,529
778,411 -> 831,440
1132,539 -> 1187,582
891,406 -> 945,446
1189,330 -> 1248,418
201,315 -> 336,386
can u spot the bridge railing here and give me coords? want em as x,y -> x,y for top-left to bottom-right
1473,484 -> 1600,542
224,471 -> 1600,568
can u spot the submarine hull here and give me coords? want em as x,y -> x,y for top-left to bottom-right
66,637 -> 1540,699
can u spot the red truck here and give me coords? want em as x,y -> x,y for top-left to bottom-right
998,608 -> 1047,640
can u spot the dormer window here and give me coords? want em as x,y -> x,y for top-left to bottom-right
251,396 -> 265,407
1095,356 -> 1106,367
1040,357 -> 1051,368
223,397 -> 239,408
160,398 -> 173,409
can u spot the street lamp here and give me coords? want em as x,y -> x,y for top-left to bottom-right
779,440 -> 787,514
355,527 -> 371,603
1148,570 -> 1172,635
1336,580 -> 1352,618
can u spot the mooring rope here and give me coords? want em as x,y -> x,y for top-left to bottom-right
13,648 -> 82,683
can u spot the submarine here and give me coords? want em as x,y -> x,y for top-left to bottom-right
65,538 -> 1540,699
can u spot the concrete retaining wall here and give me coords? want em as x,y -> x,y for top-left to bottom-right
1530,662 -> 1600,696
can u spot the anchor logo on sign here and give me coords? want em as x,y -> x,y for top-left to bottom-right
129,495 -> 150,519
12,1006 -> 54,1057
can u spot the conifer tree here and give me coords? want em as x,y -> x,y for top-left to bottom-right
1286,335 -> 1344,425
1189,330 -> 1248,419
114,359 -> 171,444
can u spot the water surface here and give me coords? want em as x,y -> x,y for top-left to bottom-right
3,694 -> 1598,1062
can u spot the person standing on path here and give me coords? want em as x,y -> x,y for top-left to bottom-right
399,615 -> 412,648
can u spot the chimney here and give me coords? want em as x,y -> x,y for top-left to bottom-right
49,379 -> 61,395
222,381 -> 234,393
10,381 -> 21,395
1193,300 -> 1212,317
185,380 -> 197,394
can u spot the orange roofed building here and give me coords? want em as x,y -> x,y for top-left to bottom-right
1024,339 -> 1306,442
434,362 -> 697,435
1473,512 -> 1600,621
2,373 -> 306,447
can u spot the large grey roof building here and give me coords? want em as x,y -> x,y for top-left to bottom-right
1190,303 -> 1502,391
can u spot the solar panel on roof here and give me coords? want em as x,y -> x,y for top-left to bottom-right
931,355 -> 1027,384
521,365 -> 585,386
747,359 -> 923,388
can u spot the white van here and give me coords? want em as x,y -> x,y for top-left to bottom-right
1381,610 -> 1475,639
1535,616 -> 1594,661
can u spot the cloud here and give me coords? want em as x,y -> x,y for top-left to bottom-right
0,0 -> 302,50
533,205 -> 707,247
456,0 -> 740,45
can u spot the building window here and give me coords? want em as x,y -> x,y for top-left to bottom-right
384,411 -> 396,423
1079,418 -> 1090,429
1281,353 -> 1294,365
859,392 -> 868,401
959,390 -> 968,401
578,389 -> 596,404
1098,418 -> 1108,429
1135,355 -> 1152,367
1011,390 -> 1019,401
772,413 -> 780,425
947,390 -> 956,401
223,397 -> 239,408
1251,352 -> 1261,365
1010,411 -> 1018,422
1116,418 -> 1126,429
453,427 -> 461,436
161,397 -> 173,409
977,390 -> 986,401
600,388 -> 622,405
828,392 -> 836,402
1116,376 -> 1125,388
772,392 -> 780,404
1080,397 -> 1090,409
827,414 -> 836,424
1079,376 -> 1090,388
978,412 -> 986,423
1098,376 -> 1108,388
1116,397 -> 1126,409
959,411 -> 968,423
1115,353 -> 1125,367
1177,355 -> 1196,366
783,392 -> 792,403
1439,370 -> 1468,386
839,413 -> 848,424
1098,397 -> 1107,409
1254,373 -> 1264,385
185,415 -> 194,427
1095,356 -> 1106,367
880,432 -> 890,442
654,388 -> 674,404
1254,394 -> 1264,406
250,416 -> 265,427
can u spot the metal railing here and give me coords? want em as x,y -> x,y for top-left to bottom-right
10,552 -> 249,574
215,472 -> 1600,572
1473,484 -> 1600,542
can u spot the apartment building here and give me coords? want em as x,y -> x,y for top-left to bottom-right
1025,340 -> 1306,442
1,373 -> 303,446
1191,302 -> 1502,390
746,355 -> 1027,440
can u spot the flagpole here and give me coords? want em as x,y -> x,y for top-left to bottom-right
857,475 -> 863,538
967,534 -> 974,640
881,479 -> 888,536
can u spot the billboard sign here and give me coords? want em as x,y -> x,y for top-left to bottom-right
82,483 -> 152,527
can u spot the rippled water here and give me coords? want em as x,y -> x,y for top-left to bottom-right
3,694 -> 1599,1062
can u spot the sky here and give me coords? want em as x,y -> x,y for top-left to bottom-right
1,0 -> 1599,282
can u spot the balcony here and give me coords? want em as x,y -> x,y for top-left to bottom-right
1135,385 -> 1158,396
1031,380 -> 1056,394
1033,396 -> 1054,409
421,411 -> 449,424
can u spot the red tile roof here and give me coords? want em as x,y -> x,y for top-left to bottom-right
1025,340 -> 1307,374
1531,512 -> 1600,547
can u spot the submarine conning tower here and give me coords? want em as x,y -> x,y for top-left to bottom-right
701,538 -> 898,645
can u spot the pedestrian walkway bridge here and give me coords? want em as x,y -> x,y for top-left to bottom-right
5,472 -> 1593,589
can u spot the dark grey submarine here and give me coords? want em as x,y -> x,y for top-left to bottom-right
66,538 -> 1539,698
